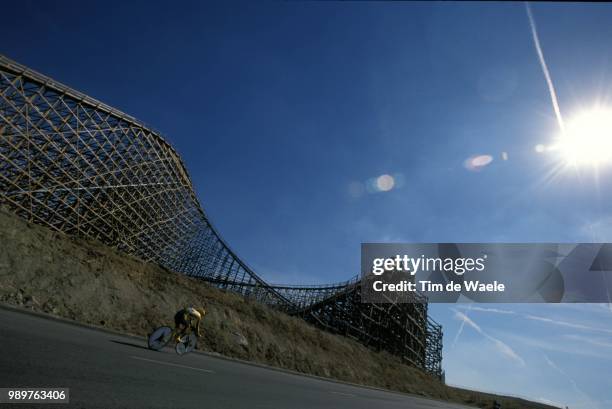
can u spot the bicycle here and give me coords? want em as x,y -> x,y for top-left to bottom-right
147,326 -> 198,355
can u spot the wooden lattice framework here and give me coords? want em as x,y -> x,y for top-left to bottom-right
0,54 -> 442,378
294,279 -> 443,377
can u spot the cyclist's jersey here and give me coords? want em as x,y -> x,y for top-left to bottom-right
174,307 -> 202,335
185,306 -> 201,320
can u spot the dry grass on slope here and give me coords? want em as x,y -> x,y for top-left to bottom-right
0,210 -> 556,409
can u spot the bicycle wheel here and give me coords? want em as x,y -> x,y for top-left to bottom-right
175,332 -> 197,355
148,326 -> 173,351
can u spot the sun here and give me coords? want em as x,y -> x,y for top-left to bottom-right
554,108 -> 612,167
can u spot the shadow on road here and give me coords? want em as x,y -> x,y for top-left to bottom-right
111,339 -> 150,351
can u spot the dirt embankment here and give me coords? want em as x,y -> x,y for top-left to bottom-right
0,210 -> 555,409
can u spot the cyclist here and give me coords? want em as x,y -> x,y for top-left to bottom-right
173,305 -> 206,342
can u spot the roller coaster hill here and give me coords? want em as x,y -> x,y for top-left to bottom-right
0,54 -> 443,379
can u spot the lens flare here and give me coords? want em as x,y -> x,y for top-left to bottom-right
376,174 -> 395,191
464,154 -> 493,171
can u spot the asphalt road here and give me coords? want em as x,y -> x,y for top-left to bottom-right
0,307 -> 473,409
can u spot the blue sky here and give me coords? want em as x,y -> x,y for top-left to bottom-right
2,1 -> 612,407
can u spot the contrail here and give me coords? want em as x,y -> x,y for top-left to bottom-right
525,2 -> 565,133
451,304 -> 472,348
452,309 -> 526,366
543,355 -> 598,409
452,314 -> 467,349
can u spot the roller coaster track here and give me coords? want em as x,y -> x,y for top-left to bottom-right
0,54 -> 442,378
